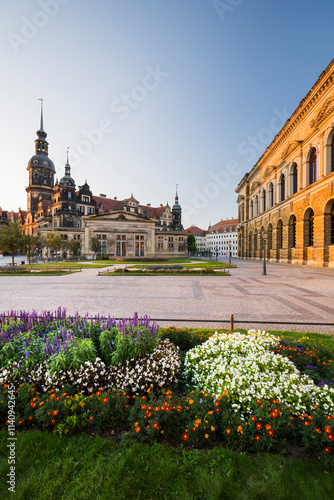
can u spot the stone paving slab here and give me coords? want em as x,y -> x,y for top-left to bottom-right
1,259 -> 334,333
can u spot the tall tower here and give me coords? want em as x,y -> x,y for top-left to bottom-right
172,185 -> 183,230
26,99 -> 55,215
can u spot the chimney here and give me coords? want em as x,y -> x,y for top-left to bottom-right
114,196 -> 117,200
160,204 -> 163,207
100,194 -> 107,198
147,203 -> 151,207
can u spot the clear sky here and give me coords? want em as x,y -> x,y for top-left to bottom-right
0,0 -> 333,229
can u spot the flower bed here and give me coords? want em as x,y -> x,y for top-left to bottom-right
110,266 -> 227,275
1,312 -> 334,466
184,330 -> 334,415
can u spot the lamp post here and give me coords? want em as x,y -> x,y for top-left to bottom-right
262,230 -> 268,275
228,240 -> 231,265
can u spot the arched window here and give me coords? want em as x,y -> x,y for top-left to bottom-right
254,229 -> 257,252
308,209 -> 315,246
250,200 -> 253,219
289,214 -> 296,248
255,196 -> 258,216
261,189 -> 266,212
292,164 -> 298,194
267,224 -> 272,250
309,148 -> 317,185
248,232 -> 252,253
277,220 -> 283,249
279,174 -> 285,202
268,183 -> 274,208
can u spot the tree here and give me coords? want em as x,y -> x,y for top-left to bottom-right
89,236 -> 101,259
67,239 -> 81,259
46,231 -> 63,262
0,222 -> 26,266
187,234 -> 198,256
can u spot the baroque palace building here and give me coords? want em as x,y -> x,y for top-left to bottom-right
19,103 -> 187,259
236,58 -> 334,267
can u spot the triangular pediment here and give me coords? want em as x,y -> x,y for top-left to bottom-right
281,142 -> 300,159
84,209 -> 157,223
311,98 -> 334,129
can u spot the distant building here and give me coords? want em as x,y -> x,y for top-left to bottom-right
16,103 -> 188,259
185,218 -> 238,258
185,225 -> 207,254
206,219 -> 238,258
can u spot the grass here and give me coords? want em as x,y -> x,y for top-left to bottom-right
0,430 -> 333,499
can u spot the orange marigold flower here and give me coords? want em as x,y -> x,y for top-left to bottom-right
134,422 -> 139,427
18,420 -> 23,424
141,404 -> 146,409
210,426 -> 215,432
314,428 -> 321,434
189,399 -> 194,405
89,416 -> 94,420
255,435 -> 261,442
28,416 -> 33,420
304,421 -> 311,426
328,434 -> 334,441
226,429 -> 231,434
255,399 -> 261,403
268,430 -> 274,437
102,397 -> 108,404
208,410 -> 213,415
270,411 -> 277,419
265,424 -> 271,430
256,423 -> 262,430
52,410 -> 58,416
237,425 -> 243,433
183,433 -> 188,441
205,434 -> 209,439
214,401 -> 219,407
325,425 -> 331,434
39,401 -> 45,406
135,427 -> 141,433
251,416 -> 256,422
51,419 -> 55,424
324,446 -> 331,454
260,405 -> 264,409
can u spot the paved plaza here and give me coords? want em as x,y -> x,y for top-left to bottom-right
1,259 -> 334,333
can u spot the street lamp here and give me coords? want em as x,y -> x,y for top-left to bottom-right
228,240 -> 231,265
262,230 -> 268,275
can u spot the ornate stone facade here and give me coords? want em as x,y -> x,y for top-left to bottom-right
22,105 -> 187,259
236,59 -> 334,267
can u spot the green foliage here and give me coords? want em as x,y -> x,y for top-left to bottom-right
0,221 -> 26,265
159,326 -> 213,351
111,326 -> 158,366
187,233 -> 197,254
89,236 -> 102,258
48,338 -> 96,375
99,328 -> 118,364
46,231 -> 64,262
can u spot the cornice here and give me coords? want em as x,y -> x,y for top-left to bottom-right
258,63 -> 334,166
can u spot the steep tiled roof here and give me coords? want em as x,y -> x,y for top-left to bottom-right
209,218 -> 238,233
185,226 -> 206,236
92,196 -> 121,212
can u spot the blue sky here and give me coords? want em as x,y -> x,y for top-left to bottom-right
0,0 -> 333,229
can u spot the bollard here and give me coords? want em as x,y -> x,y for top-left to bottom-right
230,314 -> 234,331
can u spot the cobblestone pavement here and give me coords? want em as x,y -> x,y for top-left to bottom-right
1,259 -> 334,333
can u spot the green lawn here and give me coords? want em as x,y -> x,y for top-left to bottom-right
0,430 -> 333,500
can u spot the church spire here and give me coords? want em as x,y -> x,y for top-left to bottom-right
35,98 -> 48,153
65,147 -> 71,175
39,98 -> 44,132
